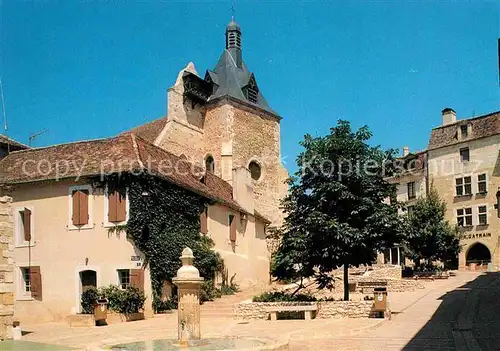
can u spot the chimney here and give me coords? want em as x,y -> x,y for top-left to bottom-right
442,108 -> 456,126
403,146 -> 409,157
232,167 -> 254,214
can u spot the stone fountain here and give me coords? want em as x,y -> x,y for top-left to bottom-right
110,247 -> 288,351
172,247 -> 204,344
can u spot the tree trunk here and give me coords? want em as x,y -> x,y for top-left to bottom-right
343,263 -> 349,301
290,277 -> 304,297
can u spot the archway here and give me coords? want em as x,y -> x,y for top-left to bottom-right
466,242 -> 491,266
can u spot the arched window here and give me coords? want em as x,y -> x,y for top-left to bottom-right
205,155 -> 215,173
248,161 -> 261,181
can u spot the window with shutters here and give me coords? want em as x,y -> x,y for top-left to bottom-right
200,206 -> 208,235
229,213 -> 236,243
15,207 -> 34,247
68,185 -> 93,230
17,266 -> 42,301
105,185 -> 128,226
117,269 -> 130,289
129,269 -> 145,292
21,268 -> 31,293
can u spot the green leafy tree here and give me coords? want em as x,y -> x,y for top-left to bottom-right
271,120 -> 403,300
403,186 -> 461,268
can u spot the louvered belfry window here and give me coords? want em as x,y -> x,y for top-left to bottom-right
226,31 -> 241,49
247,79 -> 258,103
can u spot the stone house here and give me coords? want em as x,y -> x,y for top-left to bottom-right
388,148 -> 428,213
428,108 -> 500,270
0,133 -> 270,323
0,134 -> 28,159
383,148 -> 428,265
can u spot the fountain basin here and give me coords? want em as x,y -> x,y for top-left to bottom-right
110,337 -> 288,351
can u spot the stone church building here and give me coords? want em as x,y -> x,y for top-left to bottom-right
128,19 -> 288,227
0,19 -> 289,326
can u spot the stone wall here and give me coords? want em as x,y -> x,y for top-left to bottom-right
316,301 -> 374,319
356,278 -> 425,293
363,265 -> 402,280
0,196 -> 13,340
234,300 -> 374,320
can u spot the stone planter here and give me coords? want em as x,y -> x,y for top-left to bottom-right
153,310 -> 176,318
67,312 -> 144,327
235,300 -> 375,320
67,314 -> 95,327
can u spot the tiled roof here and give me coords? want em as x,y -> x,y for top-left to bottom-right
428,111 -> 500,150
0,134 -> 28,150
0,136 -> 138,184
401,151 -> 426,171
0,134 -> 269,222
124,117 -> 168,144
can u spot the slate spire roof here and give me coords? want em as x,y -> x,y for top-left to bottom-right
204,19 -> 277,115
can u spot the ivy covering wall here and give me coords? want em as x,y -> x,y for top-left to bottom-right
108,174 -> 224,307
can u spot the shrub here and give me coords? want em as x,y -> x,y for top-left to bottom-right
80,285 -> 145,314
220,285 -> 237,296
219,271 -> 240,296
119,287 -> 146,314
252,291 -> 317,302
99,285 -> 122,313
153,297 -> 177,313
200,280 -> 221,303
81,287 -> 99,314
402,266 -> 414,278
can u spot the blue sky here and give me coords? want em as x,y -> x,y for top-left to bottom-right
1,1 -> 499,173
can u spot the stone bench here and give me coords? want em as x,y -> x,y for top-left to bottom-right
265,304 -> 317,321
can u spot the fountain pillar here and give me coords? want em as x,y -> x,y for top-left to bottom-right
172,247 -> 204,343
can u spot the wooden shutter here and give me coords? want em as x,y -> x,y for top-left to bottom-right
109,189 -> 126,223
72,189 -> 89,226
23,208 -> 31,241
229,214 -> 236,242
130,269 -> 144,292
116,190 -> 127,222
30,266 -> 42,301
79,190 -> 89,225
200,207 -> 208,234
71,190 -> 80,225
108,190 -> 118,222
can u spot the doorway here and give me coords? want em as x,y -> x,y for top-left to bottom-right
80,270 -> 97,292
466,243 -> 491,267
